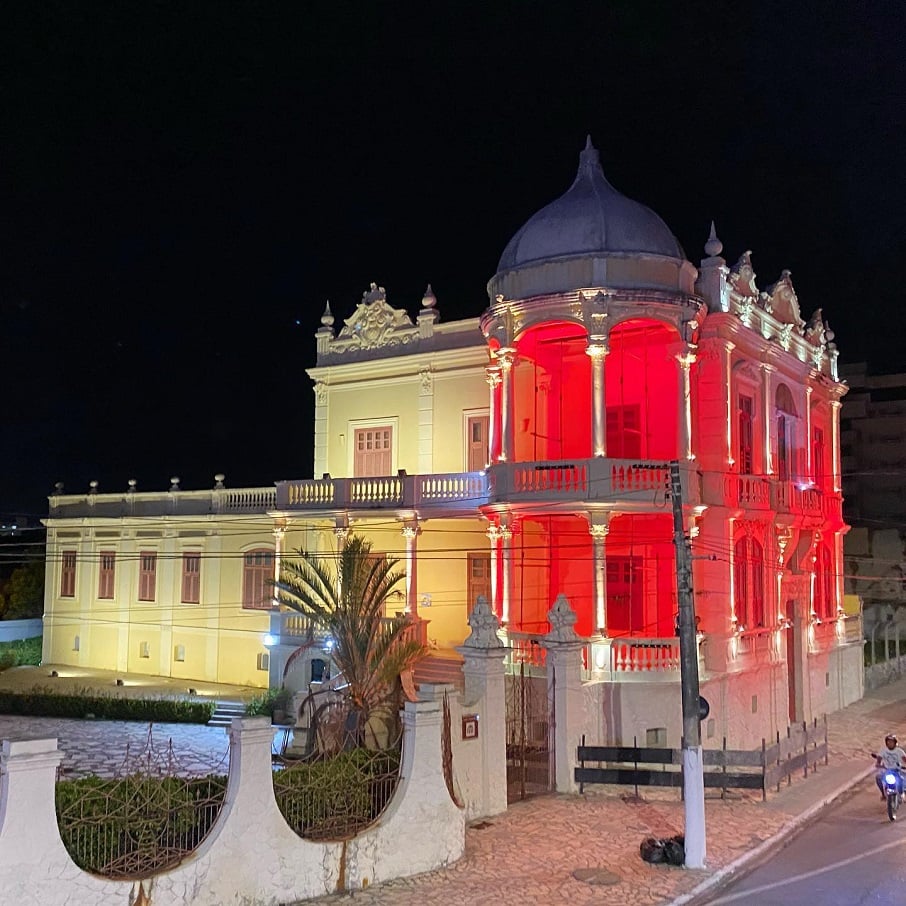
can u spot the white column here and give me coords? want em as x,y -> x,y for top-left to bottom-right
272,523 -> 285,606
676,350 -> 697,461
486,365 -> 502,464
586,342 -> 608,457
830,399 -> 842,493
312,380 -> 329,478
590,518 -> 610,634
805,385 -> 814,481
498,349 -> 516,463
486,523 -> 502,620
500,517 -> 514,625
723,341 -> 736,466
402,519 -> 420,619
762,364 -> 776,474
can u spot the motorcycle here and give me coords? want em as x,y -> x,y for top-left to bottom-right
872,755 -> 904,821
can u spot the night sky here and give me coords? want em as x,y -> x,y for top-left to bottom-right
2,2 -> 904,518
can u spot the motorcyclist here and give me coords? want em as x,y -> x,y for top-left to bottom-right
875,733 -> 906,800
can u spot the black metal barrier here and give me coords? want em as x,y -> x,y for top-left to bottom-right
576,716 -> 828,802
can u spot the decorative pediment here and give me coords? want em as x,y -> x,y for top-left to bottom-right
804,308 -> 828,347
729,250 -> 759,298
764,270 -> 805,332
334,283 -> 418,351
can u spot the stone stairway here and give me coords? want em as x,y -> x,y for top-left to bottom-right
207,700 -> 248,727
412,651 -> 465,690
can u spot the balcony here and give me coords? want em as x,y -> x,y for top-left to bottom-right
276,458 -> 697,517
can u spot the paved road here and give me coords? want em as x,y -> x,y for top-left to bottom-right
702,777 -> 906,905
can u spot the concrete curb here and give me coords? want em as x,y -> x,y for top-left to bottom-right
667,764 -> 875,905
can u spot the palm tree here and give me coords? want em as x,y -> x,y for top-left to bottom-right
273,534 -> 427,747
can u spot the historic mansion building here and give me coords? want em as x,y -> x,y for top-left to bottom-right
43,139 -> 863,747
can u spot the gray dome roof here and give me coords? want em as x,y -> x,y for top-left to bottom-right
496,138 -> 685,272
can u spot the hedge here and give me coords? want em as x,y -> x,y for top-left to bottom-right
0,687 -> 215,723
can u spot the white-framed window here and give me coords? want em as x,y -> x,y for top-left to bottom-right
242,549 -> 275,609
464,410 -> 490,472
348,417 -> 398,477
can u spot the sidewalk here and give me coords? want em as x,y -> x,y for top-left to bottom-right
302,677 -> 905,906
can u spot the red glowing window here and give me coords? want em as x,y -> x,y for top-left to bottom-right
738,395 -> 754,474
606,405 -> 642,459
138,552 -> 157,602
812,427 -> 826,487
242,549 -> 274,609
734,537 -> 766,629
606,556 -> 643,634
814,542 -> 834,619
60,550 -> 77,597
98,551 -> 116,599
181,552 -> 201,604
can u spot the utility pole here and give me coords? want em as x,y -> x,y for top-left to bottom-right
670,460 -> 706,868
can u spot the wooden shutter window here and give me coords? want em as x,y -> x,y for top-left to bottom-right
242,549 -> 274,609
138,552 -> 157,601
60,551 -> 77,597
98,551 -> 116,599
181,552 -> 201,604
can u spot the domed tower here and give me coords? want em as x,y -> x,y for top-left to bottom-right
481,137 -> 705,469
480,138 -> 706,639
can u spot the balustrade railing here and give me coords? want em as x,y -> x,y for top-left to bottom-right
501,631 -> 546,669
611,636 -> 681,672
726,474 -> 771,509
275,458 -> 694,513
225,487 -> 276,511
729,627 -> 780,662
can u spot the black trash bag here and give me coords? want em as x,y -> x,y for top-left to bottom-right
640,837 -> 666,863
663,835 -> 685,866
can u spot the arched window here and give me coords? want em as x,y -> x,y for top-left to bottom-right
775,385 -> 798,481
734,535 -> 766,630
242,549 -> 275,609
814,542 -> 834,619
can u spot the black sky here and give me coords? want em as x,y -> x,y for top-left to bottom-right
2,1 -> 904,517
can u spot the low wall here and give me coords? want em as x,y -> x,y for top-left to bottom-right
865,654 -> 906,691
0,619 -> 42,643
0,703 -> 464,906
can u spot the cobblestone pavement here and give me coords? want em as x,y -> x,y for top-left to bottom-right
302,679 -> 906,906
1,665 -> 903,905
0,714 -> 232,777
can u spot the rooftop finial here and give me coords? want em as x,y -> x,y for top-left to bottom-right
704,221 -> 723,258
421,283 -> 437,309
321,301 -> 334,328
578,135 -> 601,177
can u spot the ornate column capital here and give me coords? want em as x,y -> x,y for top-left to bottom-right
496,347 -> 516,370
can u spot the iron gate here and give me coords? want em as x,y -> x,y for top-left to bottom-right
505,661 -> 551,802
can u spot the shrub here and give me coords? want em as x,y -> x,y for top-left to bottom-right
245,687 -> 293,719
55,773 -> 228,878
274,746 -> 402,840
0,687 -> 215,723
0,636 -> 43,670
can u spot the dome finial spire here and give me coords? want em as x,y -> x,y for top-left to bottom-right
704,221 -> 723,258
578,135 -> 601,177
